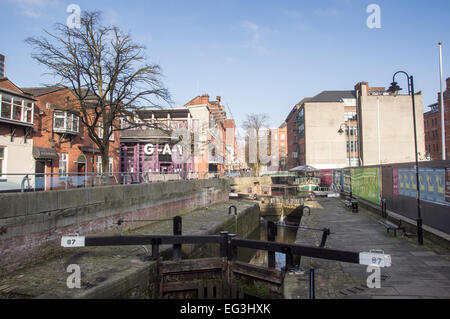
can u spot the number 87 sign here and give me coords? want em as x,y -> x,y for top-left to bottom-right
359,251 -> 392,268
61,236 -> 85,248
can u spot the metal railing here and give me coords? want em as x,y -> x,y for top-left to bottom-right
62,215 -> 392,299
0,171 -> 222,193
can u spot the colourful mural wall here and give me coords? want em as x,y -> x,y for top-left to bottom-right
396,167 -> 449,206
350,167 -> 381,205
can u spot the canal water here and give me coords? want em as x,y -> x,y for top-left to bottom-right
237,213 -> 302,270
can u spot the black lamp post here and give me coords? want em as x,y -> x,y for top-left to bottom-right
338,123 -> 352,198
388,71 -> 423,246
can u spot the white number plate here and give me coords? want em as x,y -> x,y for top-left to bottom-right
359,252 -> 391,268
61,236 -> 85,248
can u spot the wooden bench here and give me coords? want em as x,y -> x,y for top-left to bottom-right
378,219 -> 406,237
342,198 -> 358,211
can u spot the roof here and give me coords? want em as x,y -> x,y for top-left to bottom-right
21,86 -> 65,97
0,86 -> 36,100
307,90 -> 356,103
137,108 -> 191,120
120,129 -> 172,140
285,98 -> 312,122
289,165 -> 318,172
0,78 -> 36,100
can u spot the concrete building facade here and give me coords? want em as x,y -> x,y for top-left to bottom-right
285,82 -> 426,170
356,82 -> 426,165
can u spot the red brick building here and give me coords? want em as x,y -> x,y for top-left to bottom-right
285,98 -> 310,169
278,122 -> 287,170
22,87 -> 120,188
424,77 -> 450,160
185,94 -> 236,176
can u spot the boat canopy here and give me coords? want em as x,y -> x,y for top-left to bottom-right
289,165 -> 318,172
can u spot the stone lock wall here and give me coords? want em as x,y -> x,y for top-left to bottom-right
0,179 -> 230,274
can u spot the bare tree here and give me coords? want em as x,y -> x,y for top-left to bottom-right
242,113 -> 269,176
26,11 -> 171,174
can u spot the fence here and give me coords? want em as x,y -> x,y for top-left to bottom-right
329,160 -> 450,235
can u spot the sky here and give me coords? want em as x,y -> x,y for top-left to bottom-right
1,0 -> 449,129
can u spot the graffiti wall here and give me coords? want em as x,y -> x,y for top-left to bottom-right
351,167 -> 381,205
395,167 -> 449,207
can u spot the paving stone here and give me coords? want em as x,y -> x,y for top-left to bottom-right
284,198 -> 450,299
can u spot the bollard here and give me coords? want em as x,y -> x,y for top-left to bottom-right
381,199 -> 387,219
319,228 -> 331,248
227,234 -> 237,261
284,247 -> 294,271
267,221 -> 277,269
151,238 -> 161,260
352,200 -> 359,213
309,268 -> 315,299
173,216 -> 182,260
220,231 -> 229,258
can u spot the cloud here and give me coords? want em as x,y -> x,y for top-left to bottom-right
240,20 -> 268,54
315,7 -> 340,17
7,0 -> 59,18
106,8 -> 119,26
282,9 -> 302,18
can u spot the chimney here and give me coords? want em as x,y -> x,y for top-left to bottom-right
0,54 -> 5,78
446,77 -> 450,92
216,96 -> 221,104
201,94 -> 209,104
355,82 -> 369,96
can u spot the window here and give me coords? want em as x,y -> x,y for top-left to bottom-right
26,102 -> 33,122
53,111 -> 79,134
109,127 -> 114,141
12,99 -> 23,121
97,123 -> 103,138
59,153 -> 68,177
280,134 -> 285,140
96,156 -> 103,175
0,147 -> 5,177
345,111 -> 357,122
1,95 -> 12,119
108,157 -> 113,176
347,141 -> 358,153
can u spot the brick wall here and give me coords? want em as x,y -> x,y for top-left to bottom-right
32,89 -> 120,176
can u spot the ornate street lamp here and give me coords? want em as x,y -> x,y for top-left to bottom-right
338,123 -> 350,167
388,71 -> 423,246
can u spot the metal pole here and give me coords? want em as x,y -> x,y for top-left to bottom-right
410,76 -> 424,246
173,216 -> 182,260
439,42 -> 446,160
267,221 -> 277,269
309,268 -> 315,299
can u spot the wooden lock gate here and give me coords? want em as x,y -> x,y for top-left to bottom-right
61,216 -> 392,299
